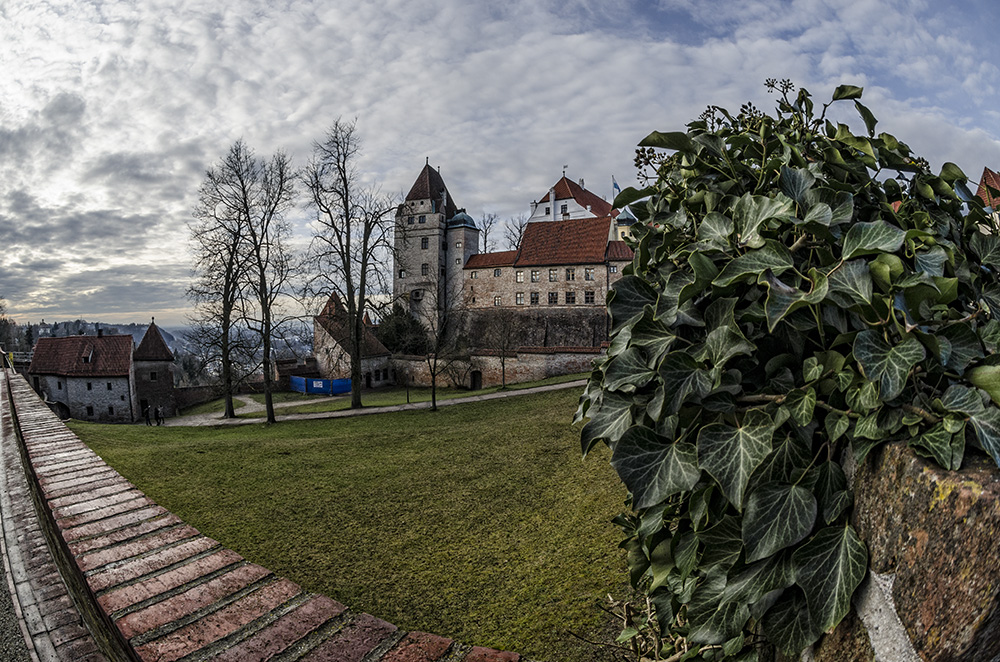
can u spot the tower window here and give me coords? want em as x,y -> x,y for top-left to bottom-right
421,237 -> 429,249
107,382 -> 112,390
494,296 -> 502,306
421,263 -> 429,276
407,216 -> 414,225
470,271 -> 478,279
494,268 -> 502,277
150,371 -> 157,381
418,215 -> 426,223
399,269 -> 407,278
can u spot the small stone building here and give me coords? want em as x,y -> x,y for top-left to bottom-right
133,321 -> 177,418
314,294 -> 393,388
28,334 -> 139,423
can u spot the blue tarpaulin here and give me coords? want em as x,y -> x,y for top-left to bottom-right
289,376 -> 351,395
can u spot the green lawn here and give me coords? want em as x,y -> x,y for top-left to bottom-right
71,388 -> 626,662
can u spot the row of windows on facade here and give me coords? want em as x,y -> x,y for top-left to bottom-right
419,237 -> 461,251
55,373 -> 156,392
399,264 -> 448,278
469,266 -> 616,281
474,291 -> 597,306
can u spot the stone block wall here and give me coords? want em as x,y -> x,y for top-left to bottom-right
393,348 -> 599,390
1,369 -> 532,662
789,442 -> 1000,662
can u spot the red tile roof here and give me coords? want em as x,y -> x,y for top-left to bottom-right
404,163 -> 458,219
606,240 -> 634,261
316,294 -> 390,359
513,217 -> 614,266
536,177 -> 613,217
134,322 -> 174,362
465,251 -> 517,269
29,336 -> 134,377
977,167 -> 1000,209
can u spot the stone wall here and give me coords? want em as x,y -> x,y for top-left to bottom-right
393,348 -> 599,390
783,442 -> 1000,662
1,368 -> 532,661
465,308 -> 611,348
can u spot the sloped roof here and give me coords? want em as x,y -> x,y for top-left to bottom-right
404,163 -> 458,218
513,216 -> 614,266
465,251 -> 518,269
606,240 -> 634,261
134,321 -> 174,362
977,167 -> 1000,210
29,335 -> 134,377
315,294 -> 390,359
536,177 -> 613,217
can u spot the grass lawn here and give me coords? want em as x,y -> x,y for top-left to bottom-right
71,388 -> 627,662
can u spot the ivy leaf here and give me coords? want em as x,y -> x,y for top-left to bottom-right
604,347 -> 656,391
784,388 -> 817,427
749,434 -> 812,491
742,483 -> 817,562
659,352 -> 714,414
970,233 -> 1000,269
854,101 -> 878,137
853,330 -> 925,400
841,221 -> 906,260
698,211 -> 735,251
629,310 -> 676,361
581,391 -> 633,455
714,240 -> 795,288
909,423 -> 964,471
763,269 -> 830,332
760,589 -> 822,655
733,193 -> 795,249
699,515 -> 743,570
810,461 -> 852,523
721,553 -> 794,606
914,246 -> 948,277
610,426 -> 702,509
938,323 -> 984,375
640,130 -> 697,153
940,384 -> 986,416
698,410 -> 776,509
780,166 -> 815,207
832,84 -> 864,100
687,568 -> 752,645
697,326 -> 755,368
967,406 -> 1000,467
825,260 -> 872,307
792,524 -> 868,633
825,412 -> 850,443
608,276 -> 659,334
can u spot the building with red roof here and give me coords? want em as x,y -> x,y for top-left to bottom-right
28,323 -> 176,423
313,293 -> 392,387
976,167 -> 1000,211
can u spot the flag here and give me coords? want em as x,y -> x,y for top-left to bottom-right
612,175 -> 621,198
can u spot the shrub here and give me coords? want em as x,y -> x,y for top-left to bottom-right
577,80 -> 1000,660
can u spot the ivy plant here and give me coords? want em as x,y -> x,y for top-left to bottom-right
577,79 -> 1000,660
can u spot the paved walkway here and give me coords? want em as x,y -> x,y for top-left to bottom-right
169,380 -> 588,427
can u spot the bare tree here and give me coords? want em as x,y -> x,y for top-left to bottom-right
480,212 -> 499,252
503,213 -> 529,251
301,118 -> 397,409
479,307 -> 523,389
240,147 -> 297,424
187,142 -> 254,418
408,271 -> 471,411
0,297 -> 13,353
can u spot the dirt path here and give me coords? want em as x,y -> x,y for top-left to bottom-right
166,381 -> 587,427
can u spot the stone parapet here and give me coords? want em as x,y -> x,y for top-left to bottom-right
1,368 -> 532,661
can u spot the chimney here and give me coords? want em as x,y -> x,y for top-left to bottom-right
97,327 -> 103,338
549,188 -> 556,222
579,178 -> 585,188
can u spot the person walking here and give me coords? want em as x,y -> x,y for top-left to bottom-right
143,405 -> 152,426
154,406 -> 163,426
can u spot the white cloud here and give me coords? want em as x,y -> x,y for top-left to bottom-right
1,0 -> 998,324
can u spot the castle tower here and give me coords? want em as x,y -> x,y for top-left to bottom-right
394,162 -> 478,330
134,319 -> 176,417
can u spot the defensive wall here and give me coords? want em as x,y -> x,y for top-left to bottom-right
393,347 -> 601,390
0,363 -> 530,662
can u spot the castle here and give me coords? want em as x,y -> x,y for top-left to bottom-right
393,163 -> 634,348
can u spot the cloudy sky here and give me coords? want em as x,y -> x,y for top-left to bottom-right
2,0 -> 999,326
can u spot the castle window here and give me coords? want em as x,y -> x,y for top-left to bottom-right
494,296 -> 502,306
530,292 -> 539,305
421,237 -> 429,249
493,268 -> 502,277
419,215 -> 426,223
470,271 -> 478,279
561,203 -> 568,216
87,382 -> 92,391
531,270 -> 539,282
407,216 -> 414,225
422,263 -> 429,276
455,258 -> 461,264
58,381 -> 62,390
610,265 -> 618,273
585,290 -> 595,304
585,267 -> 595,281
120,395 -> 125,401
544,207 -> 550,215
399,269 -> 407,278
86,406 -> 94,417
566,268 -> 576,281
412,289 -> 424,300
107,382 -> 112,390
516,270 -> 524,283
566,291 -> 576,304
516,292 -> 524,305
108,406 -> 114,415
150,371 -> 157,382
548,292 -> 558,304
455,241 -> 462,248
549,269 -> 557,282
